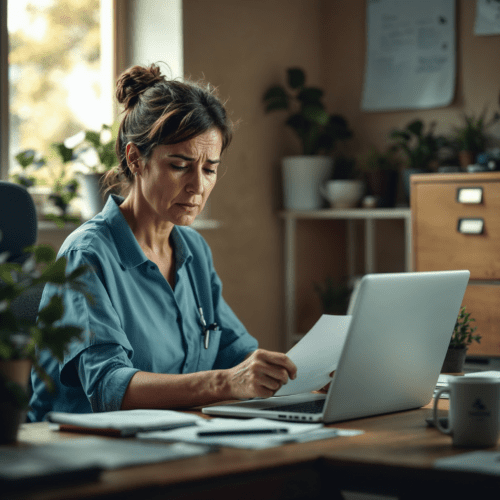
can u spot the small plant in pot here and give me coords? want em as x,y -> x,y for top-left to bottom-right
263,67 -> 353,210
441,306 -> 480,374
0,244 -> 91,443
389,119 -> 448,202
357,147 -> 400,208
451,110 -> 500,168
54,123 -> 119,219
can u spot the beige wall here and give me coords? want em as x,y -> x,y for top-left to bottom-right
183,0 -> 500,351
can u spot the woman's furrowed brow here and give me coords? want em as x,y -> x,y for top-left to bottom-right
168,154 -> 221,164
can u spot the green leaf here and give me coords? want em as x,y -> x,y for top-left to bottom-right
85,130 -> 101,148
301,104 -> 329,126
37,295 -> 64,324
52,142 -> 74,163
40,257 -> 68,284
297,87 -> 323,104
44,325 -> 84,362
30,244 -> 57,264
263,86 -> 288,102
265,98 -> 289,112
287,68 -> 305,89
407,120 -> 424,137
15,149 -> 36,168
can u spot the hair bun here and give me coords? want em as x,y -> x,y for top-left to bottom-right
116,64 -> 164,109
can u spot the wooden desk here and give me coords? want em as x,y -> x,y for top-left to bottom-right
6,400 -> 500,500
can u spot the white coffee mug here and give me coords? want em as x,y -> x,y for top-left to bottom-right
433,376 -> 500,448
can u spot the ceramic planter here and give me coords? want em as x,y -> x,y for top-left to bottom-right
440,347 -> 467,374
77,172 -> 109,219
282,156 -> 334,211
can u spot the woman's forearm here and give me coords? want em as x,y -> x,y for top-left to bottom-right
120,369 -> 231,410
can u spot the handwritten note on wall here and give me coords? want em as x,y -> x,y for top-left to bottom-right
361,0 -> 455,112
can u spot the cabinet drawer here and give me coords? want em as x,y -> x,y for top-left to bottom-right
462,284 -> 500,357
412,180 -> 500,279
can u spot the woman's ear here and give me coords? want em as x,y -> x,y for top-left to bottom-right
125,143 -> 142,175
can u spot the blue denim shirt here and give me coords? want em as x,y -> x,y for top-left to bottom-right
28,195 -> 258,421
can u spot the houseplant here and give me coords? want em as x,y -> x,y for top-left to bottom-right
55,122 -> 119,219
263,67 -> 353,210
389,119 -> 448,201
441,305 -> 481,373
358,147 -> 400,208
11,150 -> 51,217
0,244 -> 91,443
313,276 -> 350,315
451,111 -> 500,168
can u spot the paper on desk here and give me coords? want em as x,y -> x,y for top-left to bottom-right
0,437 -> 213,485
138,417 -> 356,450
275,315 -> 351,397
435,451 -> 500,476
46,409 -> 203,436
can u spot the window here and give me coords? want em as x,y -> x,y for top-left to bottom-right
1,0 -> 114,185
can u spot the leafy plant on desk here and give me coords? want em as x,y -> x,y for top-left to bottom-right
0,244 -> 92,409
449,306 -> 481,349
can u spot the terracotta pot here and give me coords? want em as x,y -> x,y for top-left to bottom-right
0,359 -> 31,444
440,347 -> 467,374
458,151 -> 474,169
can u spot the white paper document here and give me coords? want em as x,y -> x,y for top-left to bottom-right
435,451 -> 500,476
274,315 -> 351,397
138,417 -> 363,450
475,0 -> 500,36
46,409 -> 203,436
362,0 -> 455,111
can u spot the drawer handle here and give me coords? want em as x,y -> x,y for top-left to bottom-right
457,218 -> 484,235
457,187 -> 483,204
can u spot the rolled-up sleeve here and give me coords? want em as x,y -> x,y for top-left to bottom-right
77,344 -> 139,412
54,249 -> 140,410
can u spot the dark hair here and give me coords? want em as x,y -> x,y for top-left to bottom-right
104,63 -> 233,195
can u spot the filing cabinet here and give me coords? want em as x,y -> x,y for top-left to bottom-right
411,172 -> 500,357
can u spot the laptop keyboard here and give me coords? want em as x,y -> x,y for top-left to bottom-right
262,399 -> 325,414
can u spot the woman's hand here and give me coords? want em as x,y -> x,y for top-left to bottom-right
225,349 -> 297,400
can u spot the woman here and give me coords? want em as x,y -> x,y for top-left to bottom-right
28,64 -> 296,422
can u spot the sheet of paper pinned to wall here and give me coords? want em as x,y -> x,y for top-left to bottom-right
361,0 -> 455,112
475,0 -> 500,36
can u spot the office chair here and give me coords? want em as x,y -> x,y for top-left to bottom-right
0,181 -> 42,325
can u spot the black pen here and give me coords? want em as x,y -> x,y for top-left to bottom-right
197,428 -> 289,437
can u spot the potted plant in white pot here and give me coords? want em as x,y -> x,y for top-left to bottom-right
0,244 -> 91,443
441,305 -> 481,374
263,67 -> 353,210
56,122 -> 118,220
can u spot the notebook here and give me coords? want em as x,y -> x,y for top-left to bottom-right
202,270 -> 470,423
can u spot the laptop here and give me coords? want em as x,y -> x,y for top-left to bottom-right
202,270 -> 470,423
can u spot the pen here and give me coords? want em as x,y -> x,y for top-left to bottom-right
197,428 -> 289,437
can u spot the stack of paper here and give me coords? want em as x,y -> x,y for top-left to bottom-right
138,417 -> 363,450
46,409 -> 203,436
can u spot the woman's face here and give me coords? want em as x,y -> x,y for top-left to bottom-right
130,128 -> 223,226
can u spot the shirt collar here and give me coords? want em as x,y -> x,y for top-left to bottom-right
103,195 -> 193,270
